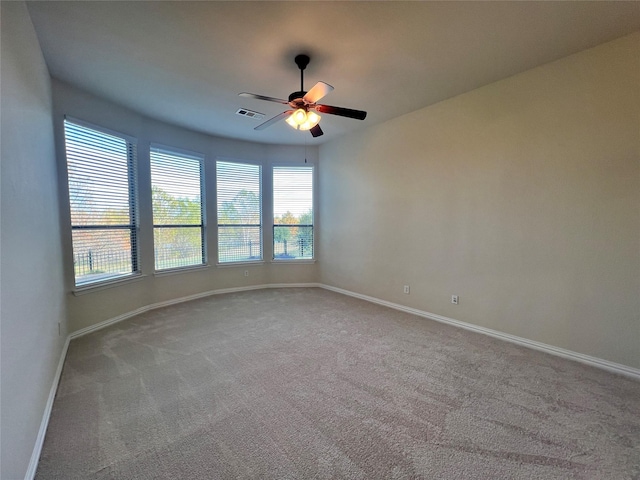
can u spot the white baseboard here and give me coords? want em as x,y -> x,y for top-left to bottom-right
318,284 -> 640,381
70,283 -> 320,339
25,336 -> 70,480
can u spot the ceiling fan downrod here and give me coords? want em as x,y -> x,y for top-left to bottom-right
295,54 -> 310,93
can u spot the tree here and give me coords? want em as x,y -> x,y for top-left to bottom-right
273,210 -> 313,258
297,210 -> 313,257
218,190 -> 261,260
274,211 -> 298,243
152,186 -> 203,266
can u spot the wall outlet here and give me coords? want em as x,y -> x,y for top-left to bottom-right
451,295 -> 459,305
403,285 -> 410,294
244,270 -> 249,277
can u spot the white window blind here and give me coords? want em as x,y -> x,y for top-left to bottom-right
64,119 -> 138,286
150,145 -> 205,271
216,160 -> 262,263
273,166 -> 314,260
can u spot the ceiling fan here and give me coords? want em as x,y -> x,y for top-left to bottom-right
239,54 -> 367,138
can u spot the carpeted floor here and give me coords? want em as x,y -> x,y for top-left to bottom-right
36,288 -> 640,479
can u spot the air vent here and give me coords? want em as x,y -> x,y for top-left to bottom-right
236,108 -> 265,120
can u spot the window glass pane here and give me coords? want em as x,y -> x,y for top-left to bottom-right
216,161 -> 262,263
72,229 -> 134,285
218,226 -> 262,263
150,146 -> 204,270
64,119 -> 138,286
273,166 -> 314,260
153,227 -> 203,270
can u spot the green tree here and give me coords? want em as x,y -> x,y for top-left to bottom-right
274,211 -> 298,243
274,210 -> 313,258
218,190 -> 260,260
297,209 -> 313,257
152,186 -> 202,266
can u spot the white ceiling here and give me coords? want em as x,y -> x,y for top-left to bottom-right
27,1 -> 640,146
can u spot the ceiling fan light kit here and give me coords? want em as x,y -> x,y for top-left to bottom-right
239,54 -> 367,138
286,109 -> 321,131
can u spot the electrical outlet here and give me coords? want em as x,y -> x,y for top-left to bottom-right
451,295 -> 459,305
403,285 -> 410,294
244,270 -> 249,277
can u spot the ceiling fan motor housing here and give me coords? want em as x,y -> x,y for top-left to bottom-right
288,91 -> 308,106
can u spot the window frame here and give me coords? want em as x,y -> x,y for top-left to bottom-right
150,143 -> 206,273
272,163 -> 315,262
215,158 -> 264,265
63,116 -> 140,289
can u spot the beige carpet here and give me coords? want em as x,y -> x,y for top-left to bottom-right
36,288 -> 640,479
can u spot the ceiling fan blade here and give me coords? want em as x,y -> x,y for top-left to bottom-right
255,111 -> 293,130
315,104 -> 367,120
303,82 -> 334,105
310,124 -> 323,138
239,93 -> 289,105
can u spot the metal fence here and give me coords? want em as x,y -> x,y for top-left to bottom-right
74,228 -> 313,281
273,226 -> 313,259
154,245 -> 203,270
218,226 -> 262,263
74,249 -> 132,278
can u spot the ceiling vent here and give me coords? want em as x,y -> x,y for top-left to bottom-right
236,108 -> 265,120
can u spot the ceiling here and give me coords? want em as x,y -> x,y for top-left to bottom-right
27,1 -> 640,146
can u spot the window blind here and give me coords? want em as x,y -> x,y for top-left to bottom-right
273,166 -> 314,259
64,119 -> 138,286
216,160 -> 262,263
150,145 -> 205,270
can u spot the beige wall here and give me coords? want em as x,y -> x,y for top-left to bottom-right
52,81 -> 319,333
318,33 -> 640,369
0,3 -> 69,478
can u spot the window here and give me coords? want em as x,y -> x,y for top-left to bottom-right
273,165 -> 314,260
216,160 -> 262,263
63,119 -> 138,286
150,145 -> 205,271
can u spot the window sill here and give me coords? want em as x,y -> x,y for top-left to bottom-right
271,259 -> 316,264
73,273 -> 147,296
154,264 -> 209,277
215,260 -> 266,268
